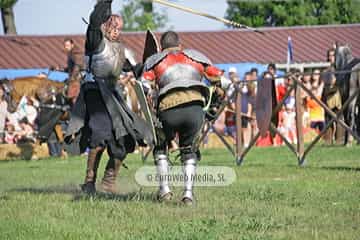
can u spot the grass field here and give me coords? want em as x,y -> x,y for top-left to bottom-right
0,146 -> 359,240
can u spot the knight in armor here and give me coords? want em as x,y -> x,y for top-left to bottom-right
65,0 -> 152,194
142,31 -> 226,205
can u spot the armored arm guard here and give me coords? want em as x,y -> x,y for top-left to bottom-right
142,70 -> 156,81
85,0 -> 112,54
203,62 -> 232,91
122,48 -> 144,79
182,48 -> 228,88
204,66 -> 223,85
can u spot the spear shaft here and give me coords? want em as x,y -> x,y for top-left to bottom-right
152,0 -> 264,35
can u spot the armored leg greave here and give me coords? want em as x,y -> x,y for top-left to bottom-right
182,157 -> 197,204
81,147 -> 104,194
155,154 -> 172,201
101,158 -> 122,193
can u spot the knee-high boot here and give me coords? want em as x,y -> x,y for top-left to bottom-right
81,147 -> 103,194
101,158 -> 122,193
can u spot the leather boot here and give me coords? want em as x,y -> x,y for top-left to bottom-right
81,147 -> 103,194
101,158 -> 122,193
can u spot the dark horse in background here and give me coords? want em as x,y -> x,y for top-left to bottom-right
0,76 -> 80,156
335,44 -> 360,144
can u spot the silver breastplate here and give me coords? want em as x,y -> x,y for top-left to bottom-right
85,38 -> 125,83
159,64 -> 202,89
158,63 -> 207,97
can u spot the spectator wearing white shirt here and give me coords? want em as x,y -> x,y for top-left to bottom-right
24,97 -> 38,126
279,98 -> 297,144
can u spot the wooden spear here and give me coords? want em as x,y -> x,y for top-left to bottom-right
152,0 -> 264,35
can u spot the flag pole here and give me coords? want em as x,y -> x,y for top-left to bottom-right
287,36 -> 293,72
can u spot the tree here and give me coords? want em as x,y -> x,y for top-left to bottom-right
225,0 -> 360,28
0,0 -> 17,34
120,0 -> 167,31
141,2 -> 153,13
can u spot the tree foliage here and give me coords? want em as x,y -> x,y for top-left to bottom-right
0,0 -> 17,8
0,0 -> 17,34
120,0 -> 167,31
225,0 -> 360,28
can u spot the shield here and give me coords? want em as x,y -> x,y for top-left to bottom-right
133,29 -> 161,147
256,76 -> 273,137
142,29 -> 160,63
133,81 -> 158,146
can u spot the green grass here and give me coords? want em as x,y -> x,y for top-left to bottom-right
0,146 -> 359,240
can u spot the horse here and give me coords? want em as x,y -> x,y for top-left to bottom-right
335,44 -> 360,143
0,76 -> 76,157
0,76 -> 65,113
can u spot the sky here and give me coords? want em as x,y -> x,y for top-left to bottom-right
0,0 -> 228,35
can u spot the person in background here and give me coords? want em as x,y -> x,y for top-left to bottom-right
47,131 -> 63,157
223,102 -> 236,139
228,67 -> 239,83
244,71 -> 258,138
24,97 -> 38,126
325,46 -> 345,143
322,73 -> 342,144
241,73 -> 253,148
278,99 -> 297,144
269,63 -> 286,105
306,69 -> 325,133
302,70 -> 312,91
250,67 -> 258,81
212,67 -> 239,138
300,71 -> 313,128
63,38 -> 85,82
311,69 -> 324,97
327,47 -> 336,71
244,71 -> 256,95
17,117 -> 35,143
225,67 -> 240,104
267,63 -> 277,78
4,124 -> 17,144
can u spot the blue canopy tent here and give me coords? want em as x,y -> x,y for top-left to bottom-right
0,69 -> 68,82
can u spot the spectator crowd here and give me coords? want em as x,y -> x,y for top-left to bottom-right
0,86 -> 38,145
211,47 -> 344,147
